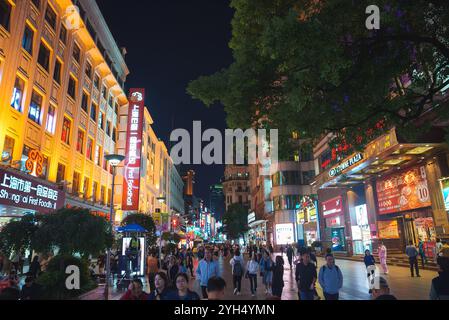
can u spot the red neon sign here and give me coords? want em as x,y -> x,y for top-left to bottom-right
122,88 -> 145,211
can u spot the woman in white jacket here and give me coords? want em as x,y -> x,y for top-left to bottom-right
246,253 -> 260,297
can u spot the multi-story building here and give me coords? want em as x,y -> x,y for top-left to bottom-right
0,0 -> 128,226
209,183 -> 224,221
169,162 -> 184,216
223,164 -> 250,210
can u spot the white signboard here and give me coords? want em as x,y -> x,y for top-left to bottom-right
276,223 -> 294,245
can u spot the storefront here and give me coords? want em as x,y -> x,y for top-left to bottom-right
321,196 -> 348,252
296,196 -> 320,247
351,204 -> 373,254
247,212 -> 268,245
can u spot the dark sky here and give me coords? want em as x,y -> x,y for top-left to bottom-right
96,0 -> 234,201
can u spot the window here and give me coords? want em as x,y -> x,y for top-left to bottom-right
40,156 -> 49,179
45,104 -> 56,134
76,130 -> 85,154
56,163 -> 66,183
67,75 -> 76,99
0,0 -> 12,31
83,177 -> 90,200
53,59 -> 62,84
61,117 -> 71,145
81,91 -> 88,113
302,171 -> 315,185
86,138 -> 93,161
10,76 -> 25,112
100,186 -> 106,204
1,136 -> 15,164
31,0 -> 40,9
85,62 -> 92,78
73,43 -> 81,63
112,127 -> 117,142
22,24 -> 34,55
102,85 -> 107,100
28,90 -> 43,124
72,172 -> 81,195
90,102 -> 97,122
45,5 -> 57,30
114,102 -> 119,115
37,42 -> 51,71
92,182 -> 98,202
94,145 -> 101,166
59,23 -> 67,44
103,152 -> 108,170
108,95 -> 113,107
98,112 -> 104,130
93,74 -> 100,89
106,121 -> 111,136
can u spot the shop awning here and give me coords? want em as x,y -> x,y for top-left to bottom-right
249,220 -> 267,228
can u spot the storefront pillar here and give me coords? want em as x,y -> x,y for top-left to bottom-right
345,191 -> 355,256
426,157 -> 449,236
365,181 -> 380,250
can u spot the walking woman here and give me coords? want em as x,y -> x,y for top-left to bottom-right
259,250 -> 274,295
378,242 -> 388,274
168,256 -> 179,288
148,272 -> 171,300
272,256 -> 285,299
168,273 -> 201,300
246,253 -> 259,297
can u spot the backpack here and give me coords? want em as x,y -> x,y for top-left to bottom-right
233,259 -> 243,276
320,265 -> 341,280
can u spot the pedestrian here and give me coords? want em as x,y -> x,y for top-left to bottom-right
405,241 -> 421,277
280,245 -> 284,257
295,250 -> 317,300
287,245 -> 294,270
197,246 -> 205,260
20,276 -> 42,300
272,256 -> 284,299
429,256 -> 449,300
378,242 -> 388,274
186,249 -> 195,278
318,254 -> 343,300
207,276 -> 226,300
168,273 -> 200,300
246,253 -> 259,297
120,279 -> 149,300
371,276 -> 397,300
168,255 -> 180,288
436,238 -> 443,259
148,272 -> 170,300
196,249 -> 221,299
418,238 -> 427,268
29,256 -> 41,280
268,244 -> 274,255
178,256 -> 187,274
146,251 -> 159,293
364,249 -> 376,293
259,250 -> 274,295
230,248 -> 245,295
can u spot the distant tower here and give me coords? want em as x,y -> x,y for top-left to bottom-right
183,170 -> 195,196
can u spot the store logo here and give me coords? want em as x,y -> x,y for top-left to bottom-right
329,153 -> 364,178
25,149 -> 44,177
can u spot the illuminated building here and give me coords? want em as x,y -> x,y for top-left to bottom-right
0,0 -> 128,226
223,164 -> 249,210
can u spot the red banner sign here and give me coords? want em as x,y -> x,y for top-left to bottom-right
0,168 -> 65,214
322,196 -> 343,217
122,88 -> 145,211
376,165 -> 432,215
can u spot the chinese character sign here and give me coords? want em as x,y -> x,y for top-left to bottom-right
0,168 -> 65,214
122,89 -> 145,211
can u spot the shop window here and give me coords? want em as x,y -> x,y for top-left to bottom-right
56,163 -> 66,183
59,23 -> 67,44
76,130 -> 85,154
0,0 -> 12,31
90,102 -> 97,122
22,24 -> 34,55
61,117 -> 71,145
37,42 -> 51,71
67,75 -> 76,100
86,137 -> 93,161
1,136 -> 15,164
10,76 -> 25,112
73,43 -> 81,63
28,90 -> 43,124
53,59 -> 62,84
81,91 -> 88,113
72,171 -> 81,195
45,104 -> 56,134
45,4 -> 57,30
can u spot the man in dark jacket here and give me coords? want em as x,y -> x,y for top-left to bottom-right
372,276 -> 397,300
287,245 -> 294,270
20,277 -> 42,300
295,251 -> 317,300
430,256 -> 449,300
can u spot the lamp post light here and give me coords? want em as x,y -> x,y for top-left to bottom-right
103,154 -> 125,301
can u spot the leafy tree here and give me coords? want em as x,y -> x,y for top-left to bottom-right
0,214 -> 39,257
221,203 -> 249,240
188,0 -> 449,155
121,213 -> 157,248
32,208 -> 112,259
161,232 -> 181,244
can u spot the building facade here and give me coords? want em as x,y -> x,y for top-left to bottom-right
169,162 -> 184,216
0,0 -> 128,226
223,164 -> 250,210
208,183 -> 224,221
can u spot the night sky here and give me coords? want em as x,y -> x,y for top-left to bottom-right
96,0 -> 234,201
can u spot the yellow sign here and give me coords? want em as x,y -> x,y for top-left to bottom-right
378,220 -> 400,239
152,212 -> 161,225
364,129 -> 398,159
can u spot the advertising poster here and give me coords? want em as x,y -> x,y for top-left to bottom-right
331,227 -> 345,251
276,223 -> 294,245
440,178 -> 449,211
376,165 -> 431,215
378,220 -> 400,239
322,196 -> 343,217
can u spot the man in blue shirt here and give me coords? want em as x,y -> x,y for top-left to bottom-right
406,241 -> 421,277
196,249 -> 220,299
318,254 -> 343,300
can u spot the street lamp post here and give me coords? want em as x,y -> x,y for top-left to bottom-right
103,154 -> 125,301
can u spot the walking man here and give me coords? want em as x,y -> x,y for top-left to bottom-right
406,241 -> 421,277
318,254 -> 343,300
295,250 -> 317,300
196,249 -> 221,299
230,249 -> 245,295
287,245 -> 294,270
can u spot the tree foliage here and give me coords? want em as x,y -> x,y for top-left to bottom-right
32,208 -> 112,258
221,203 -> 249,240
0,214 -> 39,257
188,0 -> 449,155
121,213 -> 157,248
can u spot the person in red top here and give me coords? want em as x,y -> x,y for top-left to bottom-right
120,279 -> 149,300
